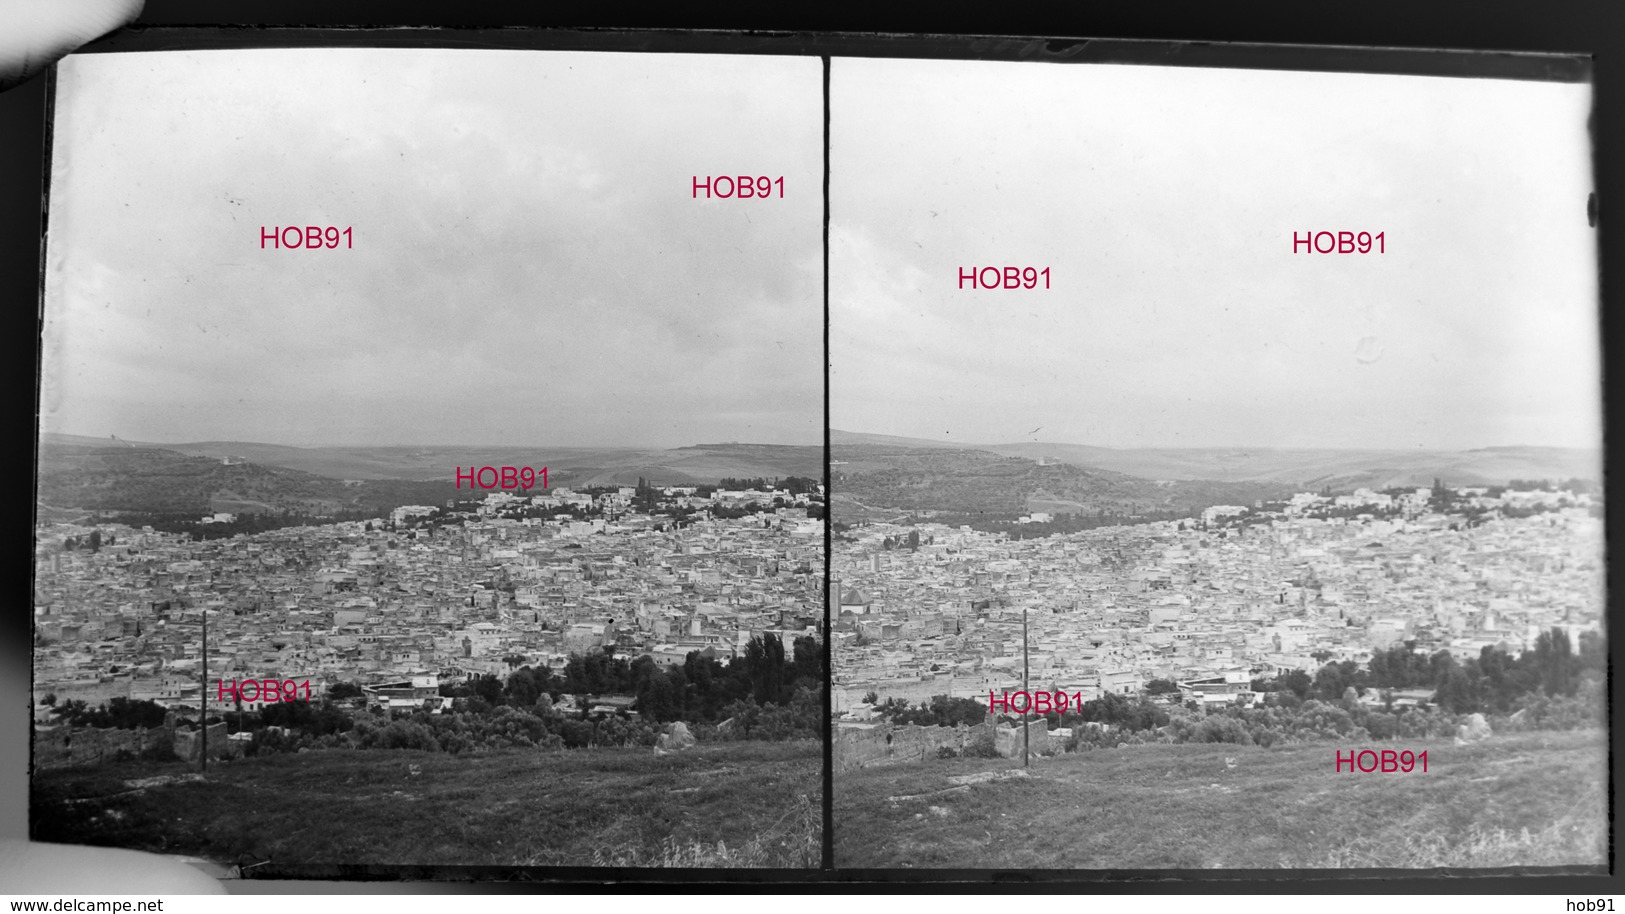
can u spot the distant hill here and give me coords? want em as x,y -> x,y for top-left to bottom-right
35,436 -> 824,517
832,444 -> 1290,518
53,437 -> 825,486
830,430 -> 967,450
573,443 -> 824,487
983,442 -> 1602,489
834,430 -> 1601,489
35,444 -> 465,516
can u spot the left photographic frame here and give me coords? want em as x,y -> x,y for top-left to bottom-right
31,39 -> 827,875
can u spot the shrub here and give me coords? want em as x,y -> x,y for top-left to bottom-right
596,715 -> 653,748
559,719 -> 594,749
1362,710 -> 1400,741
964,726 -> 1000,758
1290,701 -> 1366,740
1394,705 -> 1457,739
1503,682 -> 1605,731
1193,716 -> 1253,745
1067,725 -> 1130,752
358,720 -> 440,752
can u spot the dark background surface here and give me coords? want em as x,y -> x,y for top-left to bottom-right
5,0 -> 1620,891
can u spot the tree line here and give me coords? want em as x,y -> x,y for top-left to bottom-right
1253,628 -> 1605,715
108,510 -> 379,541
717,476 -> 821,496
43,635 -> 824,763
444,633 -> 822,724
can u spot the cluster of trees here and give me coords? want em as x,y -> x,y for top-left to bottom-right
869,694 -> 986,728
110,509 -> 383,541
869,690 -> 1172,735
633,477 -> 661,512
232,636 -> 821,757
230,694 -> 356,737
1252,629 -> 1605,715
1504,478 -> 1598,494
707,503 -> 779,520
1145,699 -> 1444,749
243,686 -> 823,758
1135,679 -> 1605,751
1059,691 -> 1171,732
43,695 -> 168,730
45,636 -> 823,763
500,502 -> 597,523
445,635 -> 822,725
60,530 -> 109,552
862,655 -> 1605,756
880,530 -> 924,551
706,499 -> 822,521
944,509 -> 1193,540
1428,478 -> 1601,522
716,477 -> 821,496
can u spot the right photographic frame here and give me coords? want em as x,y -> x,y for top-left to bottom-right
827,51 -> 1606,872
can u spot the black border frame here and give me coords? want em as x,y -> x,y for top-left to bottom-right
10,4 -> 1618,893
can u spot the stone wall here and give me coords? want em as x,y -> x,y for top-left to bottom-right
172,722 -> 234,763
34,720 -> 237,771
993,722 -> 1058,759
33,722 -> 171,770
835,720 -> 1066,771
835,721 -> 987,771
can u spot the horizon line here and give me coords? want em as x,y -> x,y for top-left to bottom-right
831,429 -> 1600,453
39,432 -> 824,451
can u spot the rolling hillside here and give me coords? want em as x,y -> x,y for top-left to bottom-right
65,439 -> 821,486
835,730 -> 1607,870
983,442 -> 1602,489
33,741 -> 821,869
833,444 -> 1291,518
834,430 -> 1600,488
35,444 -> 464,516
36,436 -> 824,517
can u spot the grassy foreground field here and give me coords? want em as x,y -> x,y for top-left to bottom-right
33,741 -> 820,869
834,730 -> 1607,870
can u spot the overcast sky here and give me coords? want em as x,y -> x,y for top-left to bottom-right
41,49 -> 821,448
831,59 -> 1600,451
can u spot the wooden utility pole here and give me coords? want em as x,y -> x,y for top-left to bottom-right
199,605 -> 207,772
1022,603 -> 1030,769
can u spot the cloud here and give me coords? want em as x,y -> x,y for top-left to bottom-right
830,59 -> 1599,450
43,49 -> 823,447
